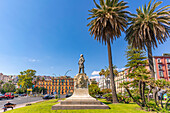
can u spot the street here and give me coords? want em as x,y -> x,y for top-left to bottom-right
0,96 -> 43,108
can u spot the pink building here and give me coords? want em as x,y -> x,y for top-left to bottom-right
153,53 -> 170,81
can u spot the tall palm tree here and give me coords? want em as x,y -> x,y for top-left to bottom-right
87,0 -> 129,103
125,0 -> 170,78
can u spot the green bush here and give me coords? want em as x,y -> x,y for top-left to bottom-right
103,93 -> 112,102
117,94 -> 132,104
55,95 -> 58,99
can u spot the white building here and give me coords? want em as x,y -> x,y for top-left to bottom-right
98,76 -> 111,90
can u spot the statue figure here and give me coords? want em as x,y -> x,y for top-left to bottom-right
78,54 -> 85,73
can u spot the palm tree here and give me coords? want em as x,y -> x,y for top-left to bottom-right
125,0 -> 170,78
87,0 -> 129,103
99,69 -> 105,89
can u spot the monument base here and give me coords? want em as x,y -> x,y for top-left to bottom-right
52,88 -> 109,110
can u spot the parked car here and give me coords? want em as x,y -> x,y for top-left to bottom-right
14,94 -> 19,97
20,93 -> 27,97
0,94 -> 6,100
4,93 -> 14,99
65,94 -> 72,98
42,95 -> 54,99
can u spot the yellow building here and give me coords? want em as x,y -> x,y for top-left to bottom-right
36,76 -> 74,95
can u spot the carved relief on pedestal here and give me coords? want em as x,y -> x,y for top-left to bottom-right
74,73 -> 88,88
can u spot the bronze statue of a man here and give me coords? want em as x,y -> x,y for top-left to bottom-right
78,54 -> 85,73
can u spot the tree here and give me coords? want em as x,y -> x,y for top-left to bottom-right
121,46 -> 170,112
0,80 -> 4,85
17,69 -> 36,92
87,0 -> 129,103
125,0 -> 170,78
122,46 -> 150,109
88,84 -> 101,97
99,69 -> 105,89
91,80 -> 97,85
39,87 -> 47,94
15,88 -> 24,94
3,83 -> 16,92
99,66 -> 118,89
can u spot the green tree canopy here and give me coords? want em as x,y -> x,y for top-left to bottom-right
125,0 -> 170,78
87,0 -> 129,103
88,84 -> 101,97
3,83 -> 16,92
17,69 -> 36,92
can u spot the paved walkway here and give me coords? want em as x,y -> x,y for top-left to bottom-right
0,100 -> 44,113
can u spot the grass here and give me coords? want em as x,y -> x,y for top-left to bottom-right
6,98 -> 148,113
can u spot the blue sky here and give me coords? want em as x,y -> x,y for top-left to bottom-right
0,0 -> 169,78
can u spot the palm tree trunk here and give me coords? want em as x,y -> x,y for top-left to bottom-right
106,38 -> 118,103
147,42 -> 154,78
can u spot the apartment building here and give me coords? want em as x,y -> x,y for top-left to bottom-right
153,53 -> 170,81
36,76 -> 74,95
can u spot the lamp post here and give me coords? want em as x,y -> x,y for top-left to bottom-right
64,69 -> 72,76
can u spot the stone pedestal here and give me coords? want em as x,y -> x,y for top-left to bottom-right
52,73 -> 109,110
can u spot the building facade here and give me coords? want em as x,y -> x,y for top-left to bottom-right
0,73 -> 18,84
36,76 -> 74,95
153,53 -> 170,81
115,71 -> 127,93
98,76 -> 111,90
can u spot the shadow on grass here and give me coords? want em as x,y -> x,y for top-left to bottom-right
102,101 -> 112,105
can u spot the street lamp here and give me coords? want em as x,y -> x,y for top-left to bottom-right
64,69 -> 72,76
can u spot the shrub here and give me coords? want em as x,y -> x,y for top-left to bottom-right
103,93 -> 112,102
117,93 -> 132,104
55,95 -> 58,99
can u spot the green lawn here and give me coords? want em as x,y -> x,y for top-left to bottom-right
6,99 -> 148,113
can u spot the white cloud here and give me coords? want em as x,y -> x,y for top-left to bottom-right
90,76 -> 100,82
91,71 -> 100,75
90,76 -> 100,79
28,59 -> 39,62
116,68 -> 126,71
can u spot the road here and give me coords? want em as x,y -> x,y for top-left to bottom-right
0,96 -> 43,108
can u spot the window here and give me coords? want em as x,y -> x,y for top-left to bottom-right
157,58 -> 161,63
167,64 -> 170,69
159,71 -> 164,77
158,64 -> 162,69
167,58 -> 170,63
168,71 -> 170,77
